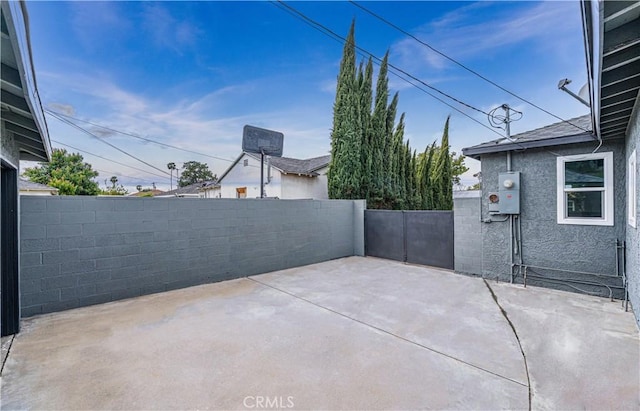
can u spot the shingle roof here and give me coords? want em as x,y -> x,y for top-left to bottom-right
462,115 -> 595,159
270,154 -> 331,176
18,177 -> 58,192
159,180 -> 218,196
247,153 -> 331,177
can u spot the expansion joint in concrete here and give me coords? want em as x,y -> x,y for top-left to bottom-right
1,335 -> 16,376
483,279 -> 532,411
248,276 -> 528,389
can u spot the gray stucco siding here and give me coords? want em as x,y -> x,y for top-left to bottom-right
480,140 -> 626,281
625,99 -> 640,327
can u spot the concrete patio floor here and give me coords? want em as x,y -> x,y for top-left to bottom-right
1,257 -> 638,410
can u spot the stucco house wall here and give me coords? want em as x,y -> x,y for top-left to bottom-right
217,154 -> 282,199
625,100 -> 640,324
281,166 -> 328,200
480,140 -> 626,282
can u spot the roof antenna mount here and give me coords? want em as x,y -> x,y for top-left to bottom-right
558,78 -> 590,107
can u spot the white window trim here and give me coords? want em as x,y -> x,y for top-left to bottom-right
556,151 -> 614,226
628,150 -> 636,228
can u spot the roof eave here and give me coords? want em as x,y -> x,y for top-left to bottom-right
1,1 -> 51,162
462,132 -> 598,160
581,0 -> 602,139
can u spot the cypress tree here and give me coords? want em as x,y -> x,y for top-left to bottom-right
417,142 -> 437,210
359,58 -> 374,200
369,52 -> 390,208
432,116 -> 453,210
409,150 -> 418,210
328,21 -> 361,199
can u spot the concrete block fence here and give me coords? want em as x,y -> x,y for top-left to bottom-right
20,197 -> 365,317
453,191 -> 482,276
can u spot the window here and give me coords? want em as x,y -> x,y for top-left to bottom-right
629,150 -> 636,228
236,187 -> 247,198
243,159 -> 249,167
557,152 -> 613,226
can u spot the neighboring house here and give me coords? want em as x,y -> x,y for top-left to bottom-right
1,1 -> 52,336
205,152 -> 330,199
155,180 -> 219,198
461,0 -> 640,326
18,177 -> 58,195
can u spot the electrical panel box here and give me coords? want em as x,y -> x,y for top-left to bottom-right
498,171 -> 521,214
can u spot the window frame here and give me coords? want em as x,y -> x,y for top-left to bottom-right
556,151 -> 614,226
629,150 -> 636,228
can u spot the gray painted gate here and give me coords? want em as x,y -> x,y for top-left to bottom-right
365,210 -> 454,269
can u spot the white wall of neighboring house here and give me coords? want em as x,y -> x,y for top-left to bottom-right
213,154 -> 283,199
281,166 -> 328,199
205,153 -> 329,199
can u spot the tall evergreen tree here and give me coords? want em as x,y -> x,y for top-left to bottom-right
431,116 -> 453,210
359,58 -> 374,200
328,21 -> 362,199
368,52 -> 390,207
328,23 -> 462,210
417,142 -> 437,210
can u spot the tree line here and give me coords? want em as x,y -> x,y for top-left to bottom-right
327,22 -> 467,210
23,148 -> 216,195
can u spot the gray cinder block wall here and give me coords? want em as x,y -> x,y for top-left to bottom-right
20,197 -> 365,317
453,191 -> 482,276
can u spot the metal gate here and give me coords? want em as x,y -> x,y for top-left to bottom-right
364,210 -> 454,269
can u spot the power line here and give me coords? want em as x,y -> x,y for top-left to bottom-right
348,0 -> 590,133
274,1 -> 490,116
270,0 -> 504,138
94,169 -> 156,183
47,111 -> 171,177
51,139 -> 170,180
44,109 -> 241,164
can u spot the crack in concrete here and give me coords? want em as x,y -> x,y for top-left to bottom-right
1,334 -> 16,376
248,276 -> 529,389
483,279 -> 532,411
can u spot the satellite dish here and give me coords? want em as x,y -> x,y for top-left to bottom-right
578,83 -> 589,101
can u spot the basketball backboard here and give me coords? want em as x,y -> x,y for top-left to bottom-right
242,125 -> 284,157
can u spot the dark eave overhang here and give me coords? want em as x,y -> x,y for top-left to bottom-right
583,0 -> 640,140
461,132 -> 597,160
1,1 -> 51,162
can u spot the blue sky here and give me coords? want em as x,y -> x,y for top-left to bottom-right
26,1 -> 590,191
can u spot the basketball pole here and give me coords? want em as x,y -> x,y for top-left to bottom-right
260,150 -> 265,199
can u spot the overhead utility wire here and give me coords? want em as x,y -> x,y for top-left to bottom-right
45,109 -> 240,165
95,169 -> 157,183
270,1 -> 504,138
47,111 -> 171,178
348,0 -> 590,133
51,139 -> 170,180
275,1 -> 489,116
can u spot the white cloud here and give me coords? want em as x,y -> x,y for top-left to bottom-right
390,1 -> 580,72
141,4 -> 202,54
69,2 -> 132,52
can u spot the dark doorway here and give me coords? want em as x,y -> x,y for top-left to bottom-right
1,163 -> 20,336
